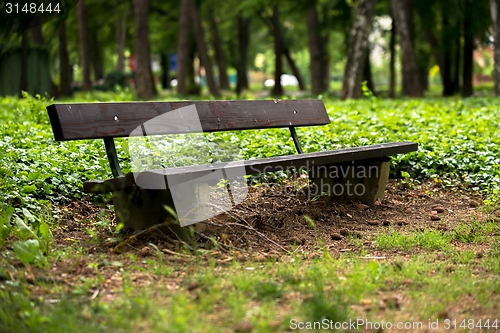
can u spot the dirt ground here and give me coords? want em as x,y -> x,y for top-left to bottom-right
52,178 -> 492,261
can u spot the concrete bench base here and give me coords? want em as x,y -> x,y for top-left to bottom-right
309,157 -> 391,204
112,157 -> 392,231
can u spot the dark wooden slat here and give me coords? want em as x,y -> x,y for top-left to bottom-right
85,142 -> 417,193
47,99 -> 329,141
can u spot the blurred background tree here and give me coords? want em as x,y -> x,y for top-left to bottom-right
0,0 -> 496,98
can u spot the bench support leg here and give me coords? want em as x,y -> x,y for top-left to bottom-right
111,185 -> 208,236
309,157 -> 391,204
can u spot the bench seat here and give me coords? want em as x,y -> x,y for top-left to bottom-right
85,142 -> 417,193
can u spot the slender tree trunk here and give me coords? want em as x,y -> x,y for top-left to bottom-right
307,6 -> 323,94
389,16 -> 396,98
260,11 -> 305,91
441,14 -> 459,96
491,0 -> 500,95
319,32 -> 330,92
236,15 -> 250,95
161,54 -> 170,89
189,0 -> 219,96
209,9 -> 230,90
391,0 -> 423,97
341,0 -> 377,100
115,0 -> 128,72
462,0 -> 473,97
363,50 -> 376,95
176,0 -> 190,94
30,18 -> 44,45
133,0 -> 157,99
422,27 -> 446,88
32,17 -> 59,97
20,32 -> 28,97
187,42 -> 198,93
77,0 -> 92,91
453,30 -> 461,93
270,5 -> 283,96
59,21 -> 73,97
283,47 -> 306,91
91,31 -> 104,81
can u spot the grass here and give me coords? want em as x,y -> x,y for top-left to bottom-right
376,228 -> 453,251
1,235 -> 499,332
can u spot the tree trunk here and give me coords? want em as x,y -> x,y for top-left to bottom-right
209,9 -> 230,90
115,0 -> 128,72
341,0 -> 377,100
319,32 -> 330,92
59,20 -> 73,97
133,0 -> 157,99
91,31 -> 104,81
187,42 -> 198,94
307,7 -> 321,94
462,0 -> 473,97
391,0 -> 423,97
77,0 -> 92,92
389,16 -> 396,98
160,54 -> 170,89
271,5 -> 283,97
422,27 -> 446,88
363,49 -> 376,95
283,47 -> 306,91
190,0 -> 219,97
453,30 -> 461,93
176,0 -> 190,95
491,0 -> 500,95
236,15 -> 250,95
441,14 -> 462,96
20,32 -> 28,97
30,18 -> 44,45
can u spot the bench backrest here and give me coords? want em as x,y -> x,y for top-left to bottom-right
47,99 -> 329,141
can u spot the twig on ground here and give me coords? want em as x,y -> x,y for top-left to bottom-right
162,248 -> 194,257
204,216 -> 288,252
112,220 -> 178,253
194,231 -> 242,252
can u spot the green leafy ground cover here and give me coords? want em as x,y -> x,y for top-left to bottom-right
1,93 -> 500,212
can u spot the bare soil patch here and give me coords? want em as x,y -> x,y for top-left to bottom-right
50,179 -> 495,263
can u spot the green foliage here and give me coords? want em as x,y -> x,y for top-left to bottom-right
2,93 -> 500,212
376,229 -> 452,251
103,71 -> 131,90
0,206 -> 14,244
10,208 -> 53,267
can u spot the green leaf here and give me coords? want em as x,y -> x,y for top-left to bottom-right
22,208 -> 35,222
303,215 -> 315,228
163,205 -> 178,219
0,206 -> 14,242
22,184 -> 37,193
38,220 -> 52,254
15,216 -> 39,241
13,239 -> 40,264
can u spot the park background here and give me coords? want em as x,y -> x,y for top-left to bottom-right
1,1 -> 500,332
1,0 -> 500,99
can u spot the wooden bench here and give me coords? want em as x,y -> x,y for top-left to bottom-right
47,99 -> 417,232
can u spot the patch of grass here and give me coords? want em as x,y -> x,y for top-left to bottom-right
376,228 -> 452,251
452,219 -> 500,244
1,242 -> 500,332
